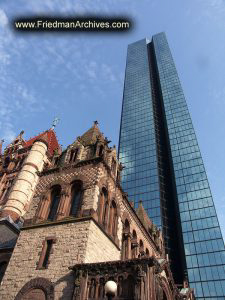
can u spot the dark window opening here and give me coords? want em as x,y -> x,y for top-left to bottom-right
98,188 -> 108,224
54,156 -> 59,166
69,148 -> 78,163
42,240 -> 53,268
0,262 -> 7,283
99,145 -> 104,157
111,158 -> 116,175
47,186 -> 61,221
3,157 -> 10,169
70,182 -> 82,216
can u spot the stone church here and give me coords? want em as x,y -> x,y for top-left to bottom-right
0,122 -> 194,299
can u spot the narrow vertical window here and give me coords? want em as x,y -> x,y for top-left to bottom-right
109,201 -> 117,236
37,238 -> 55,269
111,158 -> 116,175
99,145 -> 104,157
48,185 -> 61,221
98,188 -> 108,224
69,148 -> 78,163
70,181 -> 82,216
42,240 -> 53,268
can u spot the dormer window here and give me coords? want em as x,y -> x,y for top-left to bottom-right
69,148 -> 78,163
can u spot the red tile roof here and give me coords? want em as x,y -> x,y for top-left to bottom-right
24,129 -> 60,157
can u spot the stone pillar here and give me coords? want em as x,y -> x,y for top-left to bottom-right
123,233 -> 132,259
0,138 -> 48,221
131,241 -> 139,258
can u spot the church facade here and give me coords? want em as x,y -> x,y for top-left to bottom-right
0,123 -> 194,299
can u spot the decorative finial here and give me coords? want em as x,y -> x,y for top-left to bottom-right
52,117 -> 60,129
93,120 -> 99,126
19,130 -> 24,139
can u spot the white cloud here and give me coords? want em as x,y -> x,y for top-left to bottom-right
0,9 -> 8,27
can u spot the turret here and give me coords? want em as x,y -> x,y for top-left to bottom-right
0,135 -> 49,221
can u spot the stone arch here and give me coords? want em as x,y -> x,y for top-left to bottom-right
15,277 -> 54,300
121,211 -> 132,230
159,276 -> 173,300
68,174 -> 89,189
96,176 -> 108,191
43,180 -> 66,195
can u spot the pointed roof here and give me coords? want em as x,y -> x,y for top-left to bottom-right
78,121 -> 105,146
136,201 -> 153,231
24,129 -> 60,157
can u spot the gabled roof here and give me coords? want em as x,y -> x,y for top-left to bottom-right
136,201 -> 153,231
78,121 -> 105,146
24,129 -> 60,157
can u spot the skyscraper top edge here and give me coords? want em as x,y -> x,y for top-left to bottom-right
127,32 -> 166,47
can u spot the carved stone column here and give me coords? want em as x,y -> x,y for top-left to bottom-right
135,265 -> 147,300
94,277 -> 100,299
123,233 -> 132,259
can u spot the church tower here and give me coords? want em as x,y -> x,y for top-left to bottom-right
0,123 -> 193,300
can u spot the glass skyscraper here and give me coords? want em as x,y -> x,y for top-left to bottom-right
118,32 -> 225,299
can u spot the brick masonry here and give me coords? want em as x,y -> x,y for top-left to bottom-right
0,125 -> 174,299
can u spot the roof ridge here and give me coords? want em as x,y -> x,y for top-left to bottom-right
25,129 -> 49,143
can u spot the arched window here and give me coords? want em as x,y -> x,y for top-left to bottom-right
0,261 -> 7,283
70,181 -> 82,216
139,239 -> 144,256
122,219 -> 130,260
22,288 -> 46,300
108,200 -> 117,236
47,185 -> 61,221
103,200 -> 109,228
132,230 -> 137,241
98,187 -> 108,224
124,219 -> 130,233
146,248 -> 150,257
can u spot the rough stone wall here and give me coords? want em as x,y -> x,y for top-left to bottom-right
0,221 -> 89,299
0,218 -> 121,300
85,220 -> 120,263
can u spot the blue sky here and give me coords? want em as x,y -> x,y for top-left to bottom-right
0,0 -> 225,237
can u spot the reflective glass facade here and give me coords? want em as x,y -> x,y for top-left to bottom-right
118,32 -> 225,299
